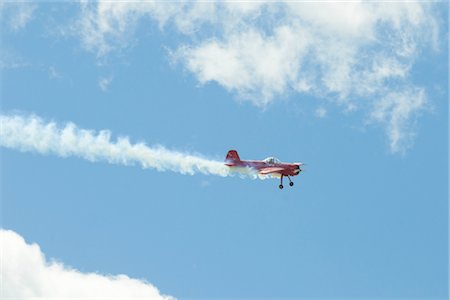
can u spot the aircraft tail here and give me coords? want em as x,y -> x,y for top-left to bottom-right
225,150 -> 241,163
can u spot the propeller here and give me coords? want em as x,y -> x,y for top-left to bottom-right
298,162 -> 307,172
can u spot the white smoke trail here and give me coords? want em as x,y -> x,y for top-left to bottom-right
0,114 -> 231,177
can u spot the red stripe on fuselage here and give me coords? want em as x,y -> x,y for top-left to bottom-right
226,160 -> 300,176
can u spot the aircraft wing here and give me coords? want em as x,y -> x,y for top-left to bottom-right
258,167 -> 285,175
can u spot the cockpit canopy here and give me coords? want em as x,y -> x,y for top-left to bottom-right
263,157 -> 281,164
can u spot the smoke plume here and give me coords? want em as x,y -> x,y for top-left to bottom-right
0,114 -> 230,177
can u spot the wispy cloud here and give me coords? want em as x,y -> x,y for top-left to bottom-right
99,75 -> 113,91
0,48 -> 30,70
0,2 -> 37,31
1,229 -> 175,299
0,114 -> 230,177
315,107 -> 327,119
48,66 -> 62,80
370,87 -> 427,154
69,2 -> 442,153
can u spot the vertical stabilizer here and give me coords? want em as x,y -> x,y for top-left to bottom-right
225,150 -> 241,163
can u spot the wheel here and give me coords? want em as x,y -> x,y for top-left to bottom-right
289,182 -> 294,187
279,184 -> 284,189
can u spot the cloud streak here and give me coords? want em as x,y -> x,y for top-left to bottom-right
0,114 -> 230,177
1,229 -> 175,299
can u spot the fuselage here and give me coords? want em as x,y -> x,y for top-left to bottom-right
225,160 -> 301,176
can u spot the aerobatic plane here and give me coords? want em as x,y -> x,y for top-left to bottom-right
225,150 -> 303,189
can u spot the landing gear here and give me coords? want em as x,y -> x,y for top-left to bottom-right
287,176 -> 294,187
279,175 -> 284,189
279,175 -> 294,189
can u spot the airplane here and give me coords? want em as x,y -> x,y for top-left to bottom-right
225,150 -> 303,189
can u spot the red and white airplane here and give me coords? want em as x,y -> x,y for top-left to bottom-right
225,150 -> 303,189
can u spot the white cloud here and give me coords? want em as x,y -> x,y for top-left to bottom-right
175,26 -> 308,106
69,2 -> 441,153
315,107 -> 327,119
99,75 -> 113,91
370,87 -> 427,154
0,2 -> 37,31
0,114 -> 230,177
1,229 -> 175,299
48,66 -> 62,80
0,48 -> 30,70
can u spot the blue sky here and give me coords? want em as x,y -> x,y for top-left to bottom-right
1,2 -> 448,299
